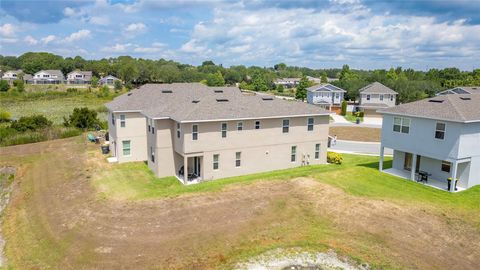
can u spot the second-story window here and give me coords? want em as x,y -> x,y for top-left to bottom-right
255,120 -> 261,129
390,95 -> 394,101
237,122 -> 243,131
192,124 -> 198,140
221,123 -> 227,138
283,119 -> 289,133
177,123 -> 181,138
366,95 -> 371,101
380,94 -> 384,101
120,114 -> 126,127
393,117 -> 410,134
435,122 -> 446,140
307,117 -> 314,131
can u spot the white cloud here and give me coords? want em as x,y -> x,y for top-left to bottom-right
24,35 -> 38,45
1,38 -> 18,43
63,7 -> 76,17
125,23 -> 146,33
0,23 -> 15,37
41,35 -> 57,44
63,29 -> 91,43
90,16 -> 110,25
101,43 -> 133,53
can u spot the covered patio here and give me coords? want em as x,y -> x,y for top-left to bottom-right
176,155 -> 203,185
383,168 -> 466,192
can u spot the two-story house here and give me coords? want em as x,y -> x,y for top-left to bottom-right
66,70 -> 92,85
436,86 -> 480,95
32,70 -> 65,84
357,82 -> 397,117
378,94 -> 480,192
2,69 -> 23,84
306,83 -> 346,111
106,83 -> 330,184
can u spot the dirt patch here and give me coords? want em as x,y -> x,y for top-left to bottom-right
1,138 -> 480,269
329,126 -> 381,142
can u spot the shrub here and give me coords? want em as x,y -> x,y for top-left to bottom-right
13,79 -> 25,92
0,80 -> 9,92
340,100 -> 347,116
276,84 -> 284,93
114,80 -> 123,92
10,115 -> 52,132
63,107 -> 100,130
97,85 -> 110,98
327,152 -> 343,164
0,109 -> 11,122
91,76 -> 99,88
357,111 -> 364,117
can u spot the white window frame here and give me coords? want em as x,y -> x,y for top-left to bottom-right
221,123 -> 227,138
435,122 -> 446,140
307,117 -> 314,131
120,114 -> 126,128
237,122 -> 243,131
390,95 -> 394,101
380,94 -> 384,101
111,113 -> 115,126
122,140 -> 131,156
235,152 -> 241,167
192,124 -> 198,140
213,154 -> 219,170
283,119 -> 290,133
315,143 -> 320,159
291,146 -> 297,162
255,120 -> 261,130
393,117 -> 410,134
366,94 -> 371,101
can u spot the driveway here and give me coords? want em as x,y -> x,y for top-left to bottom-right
329,140 -> 393,156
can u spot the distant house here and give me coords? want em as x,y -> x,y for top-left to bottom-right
357,82 -> 397,117
99,75 -> 121,86
2,69 -> 24,84
306,83 -> 346,111
378,94 -> 480,192
67,70 -> 92,85
436,86 -> 480,95
274,78 -> 301,88
32,70 -> 65,84
306,76 -> 321,84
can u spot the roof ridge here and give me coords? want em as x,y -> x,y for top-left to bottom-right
446,95 -> 467,121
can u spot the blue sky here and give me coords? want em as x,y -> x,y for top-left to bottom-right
1,0 -> 479,70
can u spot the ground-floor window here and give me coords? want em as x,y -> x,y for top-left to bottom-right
213,154 -> 219,170
291,146 -> 297,162
315,143 -> 320,159
235,152 -> 241,167
441,160 -> 451,173
122,140 -> 131,156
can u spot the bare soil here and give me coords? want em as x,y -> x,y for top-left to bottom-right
329,126 -> 381,142
1,138 -> 479,269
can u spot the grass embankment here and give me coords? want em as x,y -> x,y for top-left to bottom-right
329,126 -> 381,142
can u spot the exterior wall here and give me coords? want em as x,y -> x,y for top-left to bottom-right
147,119 -> 178,178
307,91 -> 344,105
181,116 -> 329,180
468,156 -> 480,188
108,111 -> 147,163
360,93 -> 396,107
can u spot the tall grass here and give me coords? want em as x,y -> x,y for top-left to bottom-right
0,126 -> 82,147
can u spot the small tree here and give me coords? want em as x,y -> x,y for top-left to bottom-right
276,84 -> 284,93
13,79 -> 25,92
0,80 -> 9,92
206,71 -> 225,86
295,76 -> 309,101
321,73 -> 328,83
63,107 -> 100,130
340,100 -> 347,116
98,85 -> 110,98
91,76 -> 99,88
114,80 -> 123,92
0,109 -> 11,122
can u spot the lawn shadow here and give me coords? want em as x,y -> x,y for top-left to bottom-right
356,160 -> 392,170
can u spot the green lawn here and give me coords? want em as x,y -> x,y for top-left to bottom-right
344,112 -> 364,123
93,154 -> 480,212
0,91 -> 117,124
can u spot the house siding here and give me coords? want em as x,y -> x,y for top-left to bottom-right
108,111 -> 147,163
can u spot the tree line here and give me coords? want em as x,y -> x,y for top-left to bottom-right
1,52 -> 479,103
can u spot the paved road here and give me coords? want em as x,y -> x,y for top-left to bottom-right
329,140 -> 393,156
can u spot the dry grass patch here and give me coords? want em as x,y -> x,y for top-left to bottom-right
329,126 -> 381,142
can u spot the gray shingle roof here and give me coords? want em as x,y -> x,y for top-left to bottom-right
307,83 -> 346,93
378,94 -> 480,122
437,86 -> 480,95
67,70 -> 92,76
106,83 -> 329,122
359,82 -> 397,94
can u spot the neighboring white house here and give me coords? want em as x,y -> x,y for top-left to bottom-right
106,83 -> 330,184
99,75 -> 121,86
357,82 -> 397,117
67,70 -> 92,85
436,86 -> 480,95
274,78 -> 301,88
2,69 -> 24,84
306,76 -> 321,84
306,83 -> 346,111
378,94 -> 480,192
32,70 -> 65,84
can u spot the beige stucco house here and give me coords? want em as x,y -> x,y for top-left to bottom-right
106,83 -> 330,184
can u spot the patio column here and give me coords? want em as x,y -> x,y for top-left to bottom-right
183,155 -> 188,185
379,145 -> 385,171
410,154 -> 417,181
450,161 -> 458,192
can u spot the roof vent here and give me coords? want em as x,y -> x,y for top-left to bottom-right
262,96 -> 274,100
428,99 -> 444,103
192,100 -> 200,103
127,92 -> 132,96
162,90 -> 172,93
460,97 -> 471,100
214,90 -> 223,93
216,98 -> 229,102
